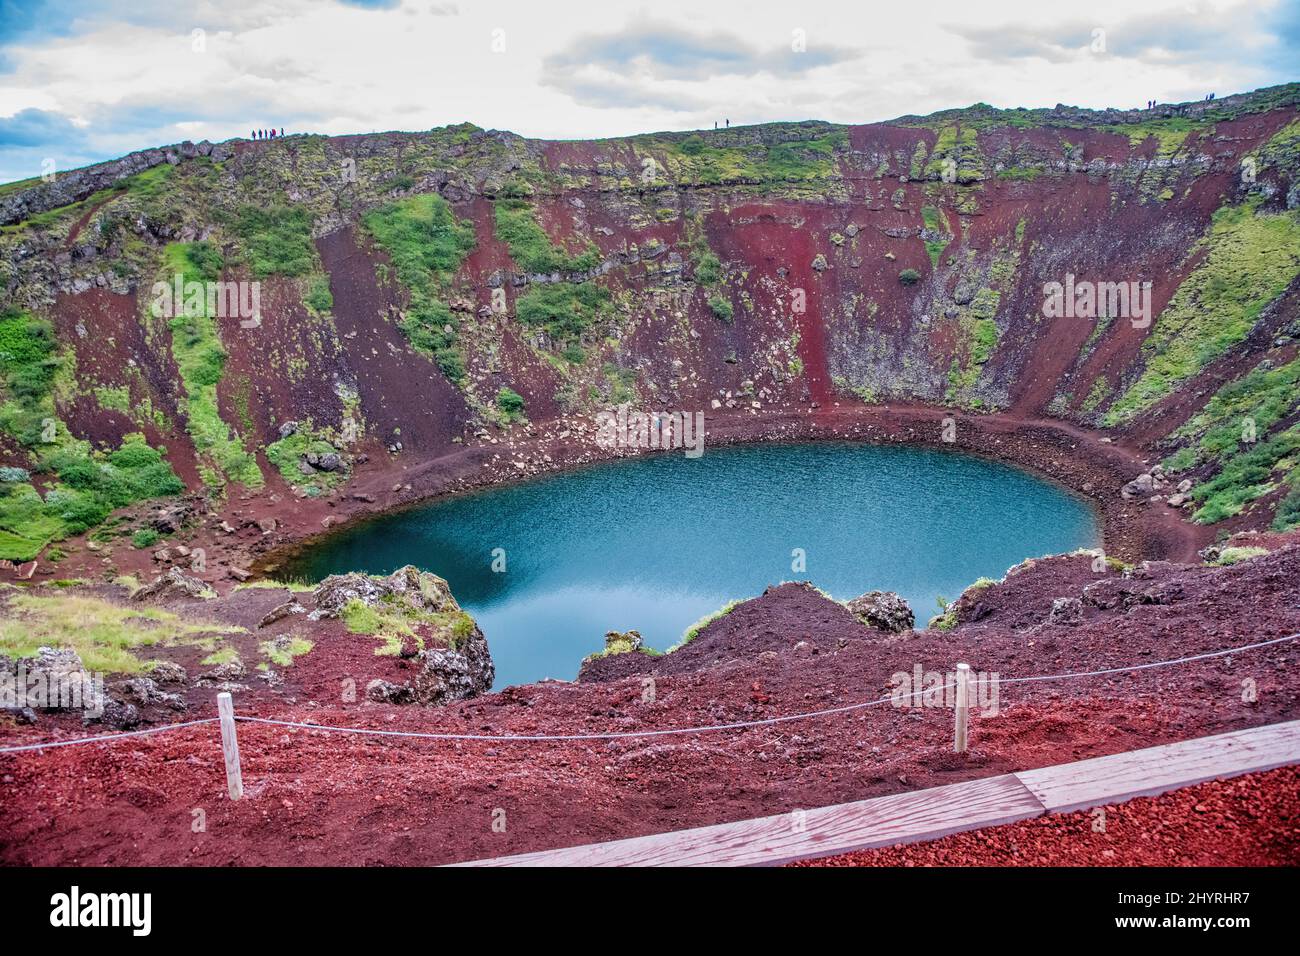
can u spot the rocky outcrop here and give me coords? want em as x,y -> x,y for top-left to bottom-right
0,647 -> 139,729
131,568 -> 215,602
844,591 -> 915,634
311,565 -> 453,619
1120,465 -> 1193,506
311,565 -> 494,704
600,630 -> 644,655
0,140 -> 232,227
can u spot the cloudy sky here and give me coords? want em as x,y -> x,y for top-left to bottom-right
1,0 -> 1297,183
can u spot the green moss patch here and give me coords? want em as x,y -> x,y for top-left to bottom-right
231,205 -> 316,278
515,281 -> 612,353
260,635 -> 314,667
921,205 -> 950,267
0,309 -> 184,559
265,425 -> 345,495
1104,201 -> 1300,425
159,242 -> 263,489
669,599 -> 741,652
1187,425 -> 1300,525
363,194 -> 476,383
340,595 -> 472,657
1212,546 -> 1270,566
493,199 -> 601,274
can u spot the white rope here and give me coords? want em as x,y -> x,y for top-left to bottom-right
2,632 -> 1294,753
234,687 -> 911,742
0,717 -> 219,754
232,632 -> 1299,743
1000,632 -> 1300,684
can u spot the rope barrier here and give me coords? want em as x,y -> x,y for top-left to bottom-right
234,689 -> 909,742
0,717 -> 219,754
1000,632 -> 1299,685
1,632 -> 1295,754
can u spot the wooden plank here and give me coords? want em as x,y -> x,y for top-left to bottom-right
1015,719 -> 1300,814
458,719 -> 1300,868
458,773 -> 1045,867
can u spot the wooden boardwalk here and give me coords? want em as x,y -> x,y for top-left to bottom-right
458,719 -> 1300,867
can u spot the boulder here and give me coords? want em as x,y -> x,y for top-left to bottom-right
1048,596 -> 1083,625
92,698 -> 141,731
258,600 -> 305,629
196,659 -> 246,685
117,677 -> 186,711
312,565 -> 455,619
148,661 -> 188,684
304,451 -> 343,472
1120,473 -> 1155,499
131,567 -> 214,602
844,591 -> 915,634
150,502 -> 193,534
366,679 -> 414,704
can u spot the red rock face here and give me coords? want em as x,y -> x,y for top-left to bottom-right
23,101 -> 1299,536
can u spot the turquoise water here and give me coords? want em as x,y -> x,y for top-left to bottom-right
283,442 -> 1099,688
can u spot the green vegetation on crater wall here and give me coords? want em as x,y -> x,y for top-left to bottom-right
652,130 -> 846,186
230,205 -> 316,278
340,595 -> 473,657
1188,425 -> 1300,525
924,125 -> 983,182
1101,117 -> 1205,155
1103,200 -> 1300,425
1166,358 -> 1300,471
2,163 -> 175,236
495,387 -> 526,423
995,166 -> 1044,181
515,282 -> 612,350
304,275 -> 333,314
159,242 -> 263,489
708,294 -> 734,322
0,309 -> 184,559
1274,481 -> 1300,531
1160,356 -> 1300,529
921,205 -> 950,267
265,425 -> 344,496
757,132 -> 847,181
492,199 -> 601,274
363,193 -> 476,383
946,316 -> 999,399
1257,119 -> 1300,169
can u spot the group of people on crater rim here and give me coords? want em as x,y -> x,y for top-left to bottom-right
1144,93 -> 1214,110
251,127 -> 284,140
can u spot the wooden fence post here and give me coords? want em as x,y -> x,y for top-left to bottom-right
953,663 -> 971,754
217,692 -> 243,801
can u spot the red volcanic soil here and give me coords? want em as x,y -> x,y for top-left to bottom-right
2,540 -> 1297,866
794,766 -> 1300,867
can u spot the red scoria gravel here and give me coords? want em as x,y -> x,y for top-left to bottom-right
793,767 -> 1300,866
